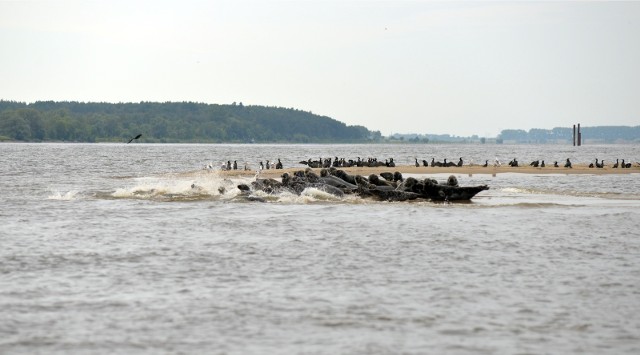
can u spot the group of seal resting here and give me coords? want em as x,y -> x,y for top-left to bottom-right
237,167 -> 489,202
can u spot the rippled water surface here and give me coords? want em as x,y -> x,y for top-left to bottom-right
1,143 -> 639,354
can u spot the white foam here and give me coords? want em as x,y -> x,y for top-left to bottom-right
111,173 -> 255,200
501,187 -> 534,194
300,187 -> 343,202
109,171 -> 369,203
47,190 -> 80,200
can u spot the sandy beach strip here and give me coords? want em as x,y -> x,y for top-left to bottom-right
215,164 -> 640,178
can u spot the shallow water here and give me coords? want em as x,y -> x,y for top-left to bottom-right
1,143 -> 639,354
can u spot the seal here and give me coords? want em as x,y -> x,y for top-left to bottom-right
396,177 -> 418,192
242,169 -> 489,202
393,171 -> 403,182
422,179 -> 489,201
379,172 -> 395,181
368,174 -> 394,188
334,169 -> 358,186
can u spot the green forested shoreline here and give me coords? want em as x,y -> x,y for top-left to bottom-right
1,100 -> 638,144
0,101 -> 380,143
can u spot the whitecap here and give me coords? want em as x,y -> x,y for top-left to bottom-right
47,190 -> 80,201
111,173 -> 247,201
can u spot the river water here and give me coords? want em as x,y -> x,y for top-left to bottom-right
1,143 -> 639,354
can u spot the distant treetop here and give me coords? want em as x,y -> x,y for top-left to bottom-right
0,100 -> 380,143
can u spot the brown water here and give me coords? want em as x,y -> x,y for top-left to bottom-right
1,143 -> 639,354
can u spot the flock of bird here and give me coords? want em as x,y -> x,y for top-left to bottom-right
413,157 -> 570,168
204,156 -> 638,172
127,135 -> 637,170
415,158 -> 464,167
290,156 -> 639,170
502,158 -> 571,168
300,157 -> 397,168
587,158 -> 634,169
128,135 -> 636,171
417,157 -> 638,169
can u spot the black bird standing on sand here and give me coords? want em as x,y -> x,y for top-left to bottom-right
564,158 -> 572,168
127,134 -> 142,144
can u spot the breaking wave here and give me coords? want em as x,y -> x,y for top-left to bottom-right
500,187 -> 639,200
102,170 -> 366,204
107,171 -> 246,202
47,190 -> 80,201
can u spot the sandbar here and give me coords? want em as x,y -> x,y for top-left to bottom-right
216,164 -> 640,178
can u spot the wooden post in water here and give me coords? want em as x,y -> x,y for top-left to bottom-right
573,125 -> 576,146
578,123 -> 582,146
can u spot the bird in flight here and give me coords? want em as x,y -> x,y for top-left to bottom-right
127,134 -> 142,144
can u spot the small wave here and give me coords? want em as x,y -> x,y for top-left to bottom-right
501,187 -> 537,194
501,186 -> 640,200
300,187 -> 344,202
249,189 -> 296,203
504,202 -> 575,208
47,190 -> 80,201
248,188 -> 356,204
109,173 -> 250,202
104,171 -> 376,204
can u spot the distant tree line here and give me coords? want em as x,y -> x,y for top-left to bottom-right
387,133 -> 486,144
498,126 -> 640,143
0,101 -> 380,143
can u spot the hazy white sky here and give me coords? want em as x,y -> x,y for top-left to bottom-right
1,0 -> 639,137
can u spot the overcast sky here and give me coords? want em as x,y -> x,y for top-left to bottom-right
1,0 -> 639,137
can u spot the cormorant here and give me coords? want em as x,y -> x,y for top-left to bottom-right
564,158 -> 572,168
127,134 -> 142,144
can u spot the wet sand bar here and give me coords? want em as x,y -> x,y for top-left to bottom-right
218,164 -> 640,178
